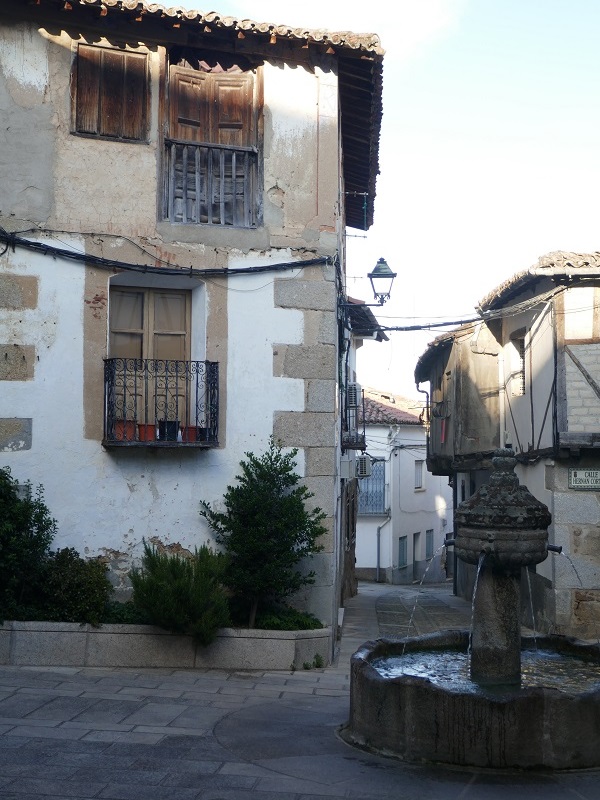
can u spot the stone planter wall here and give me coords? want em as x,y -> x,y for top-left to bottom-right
0,622 -> 333,670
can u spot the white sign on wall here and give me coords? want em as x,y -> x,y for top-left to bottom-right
569,469 -> 600,490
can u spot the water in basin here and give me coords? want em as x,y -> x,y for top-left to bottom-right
372,648 -> 600,694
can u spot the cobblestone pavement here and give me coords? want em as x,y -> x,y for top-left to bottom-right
0,582 -> 599,799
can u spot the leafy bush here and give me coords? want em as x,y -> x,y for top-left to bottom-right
130,542 -> 230,645
0,467 -> 56,618
38,548 -> 112,626
200,438 -> 326,628
102,601 -> 153,625
253,605 -> 323,632
0,467 -> 114,625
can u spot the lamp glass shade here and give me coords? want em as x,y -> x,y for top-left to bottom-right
367,257 -> 396,304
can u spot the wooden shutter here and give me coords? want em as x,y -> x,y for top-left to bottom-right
75,44 -> 147,141
100,49 -> 126,138
212,74 -> 254,146
169,70 -> 210,142
75,45 -> 101,134
122,52 -> 147,140
169,66 -> 255,146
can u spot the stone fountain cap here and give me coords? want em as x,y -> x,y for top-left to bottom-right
453,449 -> 551,569
454,448 -> 551,531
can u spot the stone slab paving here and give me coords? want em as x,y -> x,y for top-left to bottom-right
0,582 -> 598,799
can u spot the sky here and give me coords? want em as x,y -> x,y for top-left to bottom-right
175,0 -> 600,398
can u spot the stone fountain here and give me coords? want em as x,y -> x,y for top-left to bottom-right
341,450 -> 600,769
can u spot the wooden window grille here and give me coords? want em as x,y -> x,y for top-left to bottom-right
164,63 -> 260,227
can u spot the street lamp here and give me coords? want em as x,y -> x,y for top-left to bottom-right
367,257 -> 396,305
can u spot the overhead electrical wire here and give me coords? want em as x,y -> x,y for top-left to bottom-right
0,226 -> 329,279
3,225 -> 596,333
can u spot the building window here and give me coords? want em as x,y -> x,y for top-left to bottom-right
426,529 -> 434,559
510,334 -> 526,397
73,44 -> 148,141
109,287 -> 190,363
358,460 -> 386,515
163,51 -> 261,227
398,536 -> 407,568
414,460 -> 424,490
104,285 -> 219,446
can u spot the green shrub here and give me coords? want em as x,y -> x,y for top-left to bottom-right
130,542 -> 230,646
102,601 -> 153,625
38,548 -> 112,626
229,600 -> 323,631
200,438 -> 326,628
0,467 -> 56,619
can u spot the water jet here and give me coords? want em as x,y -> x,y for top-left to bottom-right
342,450 -> 600,769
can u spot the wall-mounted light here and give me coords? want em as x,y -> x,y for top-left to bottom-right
368,257 -> 396,305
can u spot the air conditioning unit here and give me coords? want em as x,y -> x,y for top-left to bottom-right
347,382 -> 362,409
356,455 -> 372,478
339,457 -> 354,479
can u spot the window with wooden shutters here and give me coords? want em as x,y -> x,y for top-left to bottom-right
73,44 -> 148,141
104,285 -> 220,446
164,57 -> 260,227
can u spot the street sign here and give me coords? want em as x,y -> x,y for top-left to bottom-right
569,468 -> 600,490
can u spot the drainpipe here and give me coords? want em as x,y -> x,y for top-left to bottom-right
376,513 -> 392,583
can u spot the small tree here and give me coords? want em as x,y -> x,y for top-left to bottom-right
200,438 -> 326,628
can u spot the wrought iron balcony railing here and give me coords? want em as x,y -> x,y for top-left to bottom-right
164,139 -> 258,227
103,358 -> 219,447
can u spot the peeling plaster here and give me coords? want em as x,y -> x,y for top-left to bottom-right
0,24 -> 49,97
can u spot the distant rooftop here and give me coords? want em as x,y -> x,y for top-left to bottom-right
360,388 -> 423,426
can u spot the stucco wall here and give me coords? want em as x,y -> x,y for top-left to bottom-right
1,19 -> 340,253
0,16 -> 344,631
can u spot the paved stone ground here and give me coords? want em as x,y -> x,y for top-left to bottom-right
0,582 -> 599,799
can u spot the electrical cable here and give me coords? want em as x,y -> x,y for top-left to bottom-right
0,226 -> 329,279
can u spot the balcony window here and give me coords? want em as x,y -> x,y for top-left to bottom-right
164,53 -> 261,227
103,358 -> 218,446
103,286 -> 218,446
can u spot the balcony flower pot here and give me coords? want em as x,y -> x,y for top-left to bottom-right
182,426 -> 210,442
158,420 -> 180,441
114,420 -> 136,441
138,423 -> 156,442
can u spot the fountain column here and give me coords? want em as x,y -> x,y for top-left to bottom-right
454,449 -> 551,686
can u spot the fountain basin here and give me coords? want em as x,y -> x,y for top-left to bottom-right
341,631 -> 600,770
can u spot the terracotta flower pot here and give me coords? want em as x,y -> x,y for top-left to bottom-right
138,423 -> 156,442
114,420 -> 136,441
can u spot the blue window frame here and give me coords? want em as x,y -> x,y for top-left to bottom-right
358,460 -> 386,515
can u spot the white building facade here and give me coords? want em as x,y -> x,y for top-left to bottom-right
0,0 -> 384,650
354,390 -> 453,584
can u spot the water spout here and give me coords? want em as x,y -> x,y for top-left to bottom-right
547,544 -> 563,553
